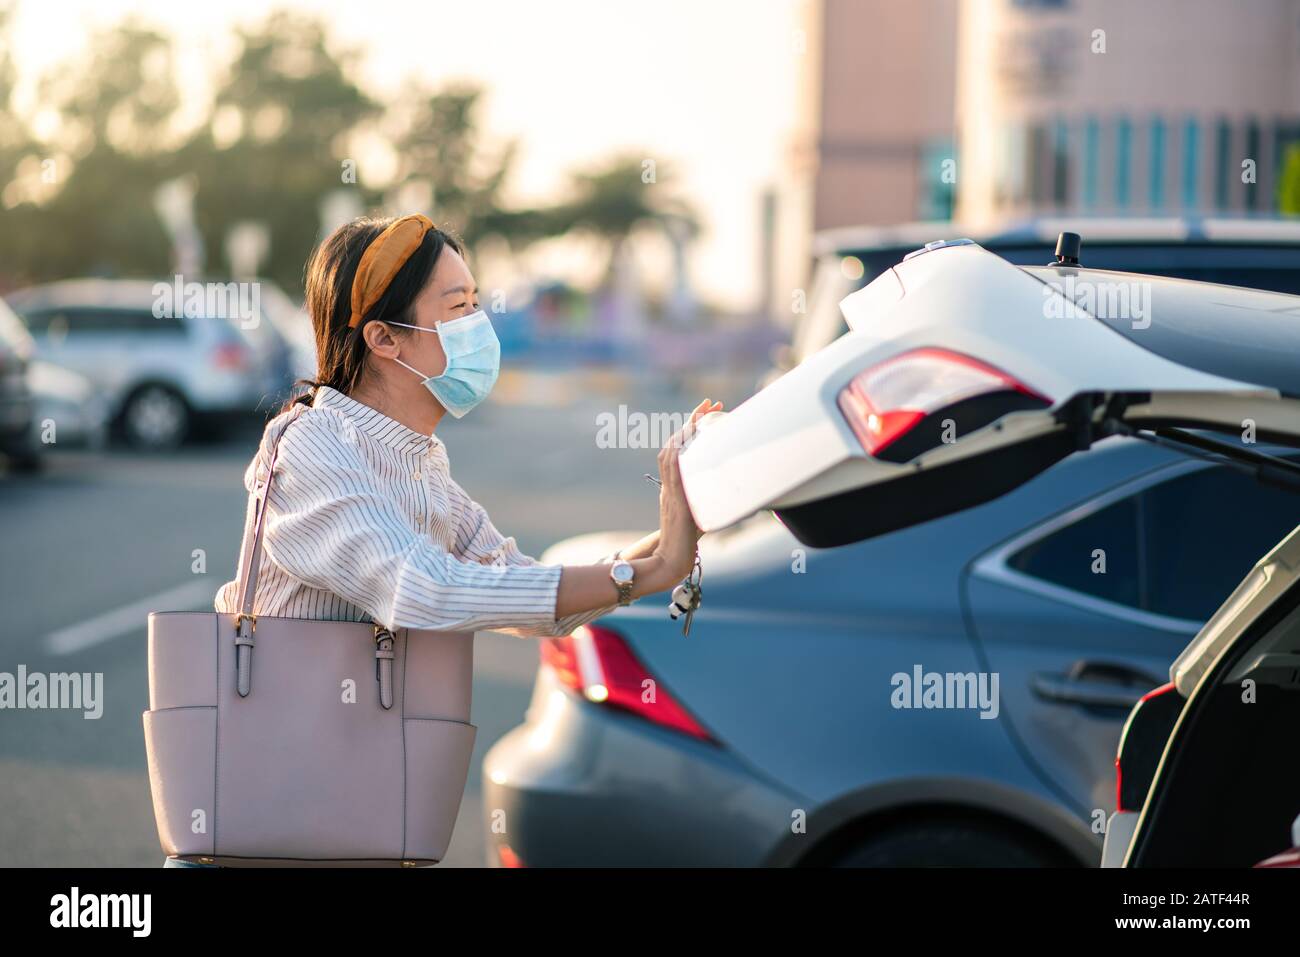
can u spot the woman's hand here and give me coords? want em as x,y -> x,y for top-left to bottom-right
652,398 -> 724,582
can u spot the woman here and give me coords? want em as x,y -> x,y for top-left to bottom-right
163,213 -> 719,867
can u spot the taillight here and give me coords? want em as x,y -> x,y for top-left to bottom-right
540,624 -> 714,742
837,347 -> 1050,459
212,341 -> 250,371
1115,681 -> 1181,812
496,844 -> 525,868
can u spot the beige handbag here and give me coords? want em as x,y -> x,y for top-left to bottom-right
142,408 -> 477,867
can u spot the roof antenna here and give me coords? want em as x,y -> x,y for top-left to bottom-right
1052,231 -> 1082,266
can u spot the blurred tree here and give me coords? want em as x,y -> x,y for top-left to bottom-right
560,153 -> 699,287
394,85 -> 549,254
0,18 -> 177,283
186,10 -> 381,293
0,2 -> 34,197
37,19 -> 179,156
0,8 -> 697,308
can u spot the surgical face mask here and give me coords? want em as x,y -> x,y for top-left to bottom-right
387,309 -> 501,418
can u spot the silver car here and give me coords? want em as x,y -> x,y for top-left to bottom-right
27,359 -> 110,450
5,278 -> 294,449
0,295 -> 39,470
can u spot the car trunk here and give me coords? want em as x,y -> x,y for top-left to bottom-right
1123,526 -> 1300,865
679,242 -> 1300,548
673,239 -> 1300,868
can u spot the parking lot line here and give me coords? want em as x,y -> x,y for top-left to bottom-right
43,579 -> 217,656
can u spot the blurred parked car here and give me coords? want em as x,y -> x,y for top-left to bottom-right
5,278 -> 295,449
0,294 -> 39,470
771,216 -> 1300,386
27,359 -> 109,449
485,237 -> 1300,866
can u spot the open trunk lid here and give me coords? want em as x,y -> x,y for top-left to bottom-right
680,242 -> 1300,547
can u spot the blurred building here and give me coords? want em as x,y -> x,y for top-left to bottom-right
804,0 -> 959,229
956,0 -> 1300,224
780,0 -> 1300,278
771,0 -> 957,321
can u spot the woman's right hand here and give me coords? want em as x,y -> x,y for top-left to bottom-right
652,398 -> 723,583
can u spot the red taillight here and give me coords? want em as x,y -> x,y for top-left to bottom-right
1115,681 -> 1179,812
540,624 -> 713,742
496,844 -> 525,868
837,347 -> 1049,456
1113,753 -> 1123,813
212,341 -> 250,371
1256,848 -> 1300,868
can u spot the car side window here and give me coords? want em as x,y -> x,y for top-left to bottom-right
98,309 -> 186,333
1007,464 -> 1300,622
1007,495 -> 1142,608
1140,466 -> 1300,620
22,309 -> 80,345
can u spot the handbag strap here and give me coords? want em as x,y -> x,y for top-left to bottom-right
234,402 -> 305,618
229,399 -> 397,706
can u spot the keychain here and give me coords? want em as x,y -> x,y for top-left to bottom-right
669,551 -> 703,636
645,472 -> 703,636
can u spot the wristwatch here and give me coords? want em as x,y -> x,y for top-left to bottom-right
609,559 -> 635,606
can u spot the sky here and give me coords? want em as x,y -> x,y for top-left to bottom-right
8,0 -> 811,308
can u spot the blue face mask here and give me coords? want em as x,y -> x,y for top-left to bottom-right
388,309 -> 501,418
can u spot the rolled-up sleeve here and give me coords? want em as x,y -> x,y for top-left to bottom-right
260,410 -> 571,634
449,480 -> 623,638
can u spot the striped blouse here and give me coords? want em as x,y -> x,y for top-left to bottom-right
214,385 -> 621,637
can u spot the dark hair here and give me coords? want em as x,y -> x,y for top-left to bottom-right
282,216 -> 466,412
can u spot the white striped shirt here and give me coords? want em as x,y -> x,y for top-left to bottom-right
214,384 -> 621,637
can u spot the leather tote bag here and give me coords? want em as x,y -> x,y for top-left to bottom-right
143,407 -> 477,867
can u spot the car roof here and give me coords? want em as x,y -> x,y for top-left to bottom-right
6,279 -> 168,312
813,216 -> 1300,258
5,278 -> 263,317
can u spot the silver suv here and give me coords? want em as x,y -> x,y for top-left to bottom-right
5,279 -> 294,449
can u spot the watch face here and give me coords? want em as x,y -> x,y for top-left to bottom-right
612,562 -> 634,583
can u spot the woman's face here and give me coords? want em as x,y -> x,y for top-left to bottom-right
393,246 -> 481,379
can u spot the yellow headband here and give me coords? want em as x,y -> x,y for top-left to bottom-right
347,214 -> 436,328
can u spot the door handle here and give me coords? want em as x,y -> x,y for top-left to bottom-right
1032,661 -> 1164,710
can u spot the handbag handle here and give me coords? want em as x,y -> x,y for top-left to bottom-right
230,401 -> 397,706
234,405 -> 300,615
231,404 -> 301,697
